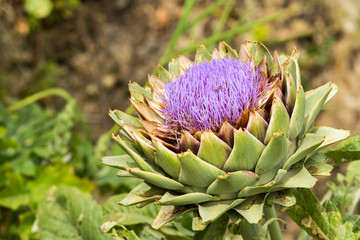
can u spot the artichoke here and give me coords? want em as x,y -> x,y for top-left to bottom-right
102,40 -> 349,230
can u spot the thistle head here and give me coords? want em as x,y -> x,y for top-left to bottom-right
103,41 -> 349,232
162,59 -> 267,133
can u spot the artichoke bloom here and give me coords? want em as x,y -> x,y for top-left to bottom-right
102,41 -> 349,230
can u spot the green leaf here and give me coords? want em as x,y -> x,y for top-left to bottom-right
193,214 -> 229,240
192,211 -> 208,231
346,160 -> 360,183
178,56 -> 193,73
246,111 -> 267,142
234,195 -> 265,224
155,65 -> 172,82
218,41 -> 239,59
256,131 -> 290,185
101,222 -> 140,240
311,127 -> 350,151
283,133 -> 325,170
326,160 -> 360,217
168,58 -> 180,76
274,167 -> 317,189
197,131 -> 231,169
110,110 -> 143,128
0,137 -> 20,160
94,165 -> 140,190
324,136 -> 360,166
198,199 -> 244,224
223,129 -> 265,172
129,82 -> 153,100
0,126 -> 7,137
28,163 -> 94,203
303,83 -> 334,133
158,192 -> 217,205
152,205 -> 196,230
129,99 -> 164,124
101,155 -> 139,170
170,213 -> 194,238
195,45 -> 212,63
126,168 -> 185,190
131,131 -> 156,162
119,182 -> 165,206
153,138 -> 180,179
239,167 -> 317,198
267,190 -> 296,207
335,222 -> 360,240
103,193 -> 159,225
238,169 -> 287,198
0,164 -> 30,210
178,151 -> 225,188
286,188 -> 360,240
264,97 -> 290,144
134,225 -> 168,240
112,135 -> 161,173
239,41 -> 273,66
288,86 -> 305,140
207,170 -> 258,195
238,218 -> 265,240
284,70 -> 297,111
352,216 -> 360,233
10,155 -> 36,176
24,0 -> 53,19
305,157 -> 333,176
37,187 -> 111,240
283,49 -> 301,109
19,212 -> 37,240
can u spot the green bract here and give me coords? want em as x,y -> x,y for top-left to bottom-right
102,41 -> 349,231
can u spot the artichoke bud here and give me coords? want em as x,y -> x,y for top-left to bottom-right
102,40 -> 349,230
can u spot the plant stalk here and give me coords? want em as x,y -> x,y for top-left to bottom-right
264,205 -> 283,240
158,0 -> 196,65
7,88 -> 73,112
160,0 -> 321,64
185,0 -> 228,32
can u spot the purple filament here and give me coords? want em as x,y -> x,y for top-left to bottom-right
162,58 -> 265,132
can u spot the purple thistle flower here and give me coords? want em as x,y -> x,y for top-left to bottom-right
162,58 -> 266,133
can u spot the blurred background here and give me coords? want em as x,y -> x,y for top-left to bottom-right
0,0 -> 360,239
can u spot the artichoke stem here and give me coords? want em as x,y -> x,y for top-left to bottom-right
264,204 -> 283,240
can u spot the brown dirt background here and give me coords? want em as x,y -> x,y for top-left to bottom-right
1,0 -> 360,239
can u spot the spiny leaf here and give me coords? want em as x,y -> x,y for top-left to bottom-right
325,136 -> 360,166
103,193 -> 159,225
286,188 -> 360,240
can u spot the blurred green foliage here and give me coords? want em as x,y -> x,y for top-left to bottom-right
25,0 -> 81,19
0,90 -> 137,239
306,35 -> 336,65
0,96 -> 90,238
24,0 -> 81,30
25,0 -> 53,19
0,88 -> 195,239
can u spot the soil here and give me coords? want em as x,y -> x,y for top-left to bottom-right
1,0 -> 360,239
